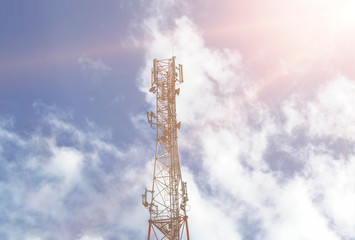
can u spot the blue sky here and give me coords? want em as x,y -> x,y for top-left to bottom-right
1,1 -> 355,240
0,1 -> 145,143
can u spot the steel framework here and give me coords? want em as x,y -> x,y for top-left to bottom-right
142,57 -> 190,240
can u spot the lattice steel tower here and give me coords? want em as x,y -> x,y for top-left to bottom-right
142,56 -> 190,240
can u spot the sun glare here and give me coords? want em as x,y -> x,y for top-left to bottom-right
335,0 -> 355,29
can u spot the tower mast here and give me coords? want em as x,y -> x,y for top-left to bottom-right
143,56 -> 190,240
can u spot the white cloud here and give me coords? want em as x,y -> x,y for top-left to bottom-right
137,9 -> 253,239
308,76 -> 355,138
78,56 -> 111,72
283,75 -> 355,139
183,167 -> 243,240
306,152 -> 355,238
0,105 -> 151,240
78,56 -> 111,81
76,235 -> 103,240
138,16 -> 244,127
25,237 -> 42,240
136,2 -> 355,239
48,144 -> 83,181
3,1 -> 352,240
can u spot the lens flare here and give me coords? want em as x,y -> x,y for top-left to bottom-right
337,1 -> 355,29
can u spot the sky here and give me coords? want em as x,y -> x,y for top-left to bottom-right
1,0 -> 355,239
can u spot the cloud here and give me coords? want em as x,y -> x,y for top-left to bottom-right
78,56 -> 111,81
0,104 -> 151,240
283,75 -> 355,138
2,1 -> 354,240
137,9 -> 250,239
78,56 -> 111,72
280,75 -> 355,238
136,1 -> 355,239
307,152 -> 355,238
76,235 -> 104,240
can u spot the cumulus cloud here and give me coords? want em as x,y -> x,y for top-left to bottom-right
0,104 -> 151,240
137,7 -> 249,238
136,1 -> 355,239
2,1 -> 354,240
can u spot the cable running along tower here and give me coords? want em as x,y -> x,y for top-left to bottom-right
142,57 -> 190,240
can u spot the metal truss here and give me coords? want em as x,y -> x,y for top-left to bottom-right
143,57 -> 190,240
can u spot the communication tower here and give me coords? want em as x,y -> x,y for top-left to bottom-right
142,56 -> 190,240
